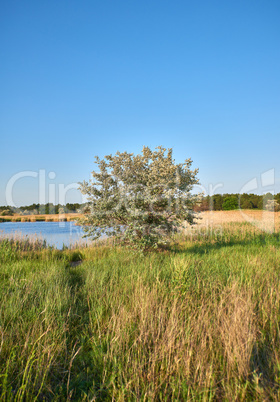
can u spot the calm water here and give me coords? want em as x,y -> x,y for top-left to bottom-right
0,221 -> 92,249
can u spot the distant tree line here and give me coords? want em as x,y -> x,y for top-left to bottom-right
195,193 -> 280,211
1,193 -> 280,216
0,203 -> 86,216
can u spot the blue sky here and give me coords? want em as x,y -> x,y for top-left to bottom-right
1,0 -> 279,206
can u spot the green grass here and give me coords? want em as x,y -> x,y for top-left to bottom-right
0,223 -> 279,400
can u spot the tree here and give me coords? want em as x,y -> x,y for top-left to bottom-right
265,199 -> 280,212
259,193 -> 274,210
78,146 -> 199,251
211,194 -> 223,210
0,209 -> 12,216
194,195 -> 210,211
222,196 -> 238,211
240,199 -> 254,209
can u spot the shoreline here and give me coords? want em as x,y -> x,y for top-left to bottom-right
0,213 -> 82,223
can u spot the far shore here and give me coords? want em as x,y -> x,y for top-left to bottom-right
0,213 -> 82,223
1,210 -> 279,231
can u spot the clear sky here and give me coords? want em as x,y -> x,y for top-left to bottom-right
1,0 -> 279,206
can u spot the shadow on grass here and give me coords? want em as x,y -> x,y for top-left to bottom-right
172,232 -> 280,256
56,265 -> 110,400
249,338 -> 277,395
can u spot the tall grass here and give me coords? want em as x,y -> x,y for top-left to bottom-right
0,222 -> 279,400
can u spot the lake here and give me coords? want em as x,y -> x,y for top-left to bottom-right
0,221 -> 92,249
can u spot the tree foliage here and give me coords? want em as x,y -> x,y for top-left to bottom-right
78,146 -> 199,250
222,196 -> 239,211
265,199 -> 280,212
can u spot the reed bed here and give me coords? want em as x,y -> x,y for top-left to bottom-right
0,220 -> 279,400
0,213 -> 81,222
0,232 -> 47,252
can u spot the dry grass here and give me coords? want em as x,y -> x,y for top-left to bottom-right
198,210 -> 280,232
0,213 -> 82,222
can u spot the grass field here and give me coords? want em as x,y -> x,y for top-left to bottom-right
0,211 -> 279,400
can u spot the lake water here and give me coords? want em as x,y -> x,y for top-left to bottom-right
0,221 -> 92,249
